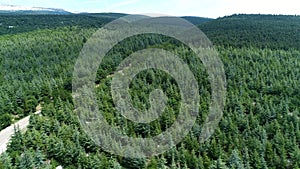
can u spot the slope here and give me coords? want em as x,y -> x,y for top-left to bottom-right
0,14 -> 299,169
199,14 -> 300,50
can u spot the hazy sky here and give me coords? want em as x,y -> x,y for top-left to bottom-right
1,0 -> 300,18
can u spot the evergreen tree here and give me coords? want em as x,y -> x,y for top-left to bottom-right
0,153 -> 13,169
33,147 -> 45,167
228,149 -> 244,169
209,158 -> 228,169
17,150 -> 34,169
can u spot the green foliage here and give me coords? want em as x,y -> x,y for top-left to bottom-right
0,113 -> 12,130
0,14 -> 299,169
120,157 -> 146,169
209,158 -> 228,169
16,149 -> 35,169
0,26 -> 94,122
0,14 -> 116,35
228,149 -> 244,169
0,153 -> 13,169
200,14 -> 300,50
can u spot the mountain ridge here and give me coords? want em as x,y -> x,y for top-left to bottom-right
0,4 -> 71,14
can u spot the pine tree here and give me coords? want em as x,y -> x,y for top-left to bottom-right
33,147 -> 45,167
228,149 -> 244,169
157,155 -> 167,169
120,157 -> 146,169
17,150 -> 34,169
0,152 -> 13,169
290,146 -> 300,167
109,157 -> 122,169
260,155 -> 268,169
7,126 -> 25,162
242,147 -> 251,169
209,158 -> 228,169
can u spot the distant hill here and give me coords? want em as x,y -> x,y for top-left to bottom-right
199,14 -> 300,50
0,5 -> 71,15
79,12 -> 127,18
181,16 -> 213,25
0,10 -> 71,15
0,14 -> 116,35
80,13 -> 213,25
1,13 -> 299,51
0,13 -> 212,35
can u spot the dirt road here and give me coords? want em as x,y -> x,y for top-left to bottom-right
0,110 -> 41,155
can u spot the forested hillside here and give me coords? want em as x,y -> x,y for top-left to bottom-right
199,14 -> 300,50
0,27 -> 94,130
0,14 -> 119,35
0,14 -> 212,36
0,14 -> 299,168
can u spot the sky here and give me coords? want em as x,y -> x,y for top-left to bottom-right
1,0 -> 300,18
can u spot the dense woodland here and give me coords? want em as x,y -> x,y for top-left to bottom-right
0,14 -> 299,168
0,14 -> 115,35
199,14 -> 300,50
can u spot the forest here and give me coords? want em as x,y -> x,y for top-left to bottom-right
0,14 -> 299,168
